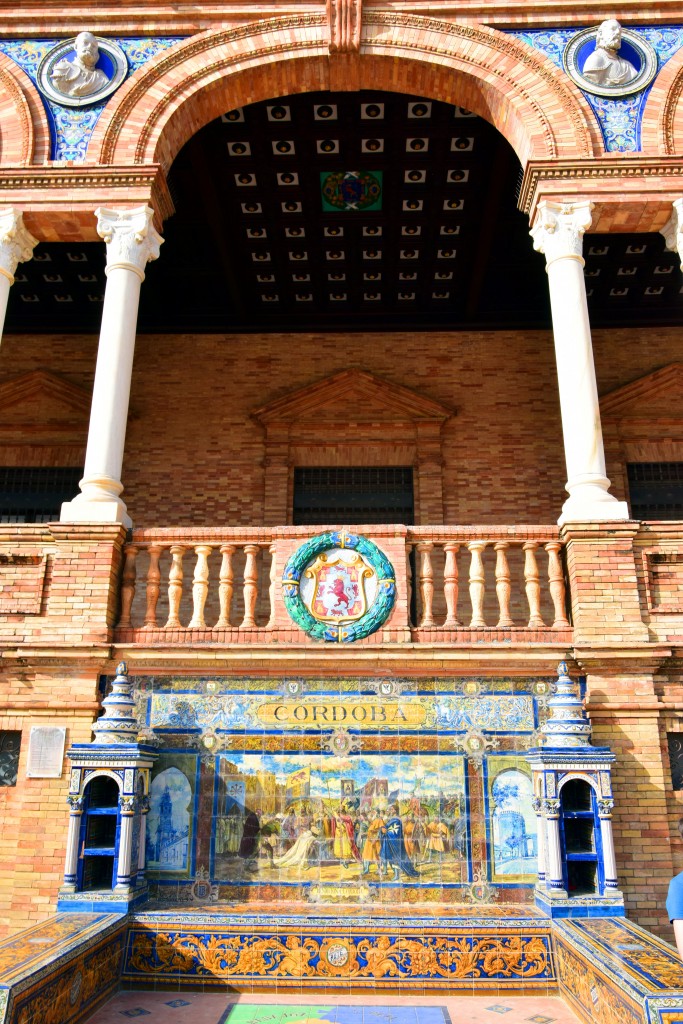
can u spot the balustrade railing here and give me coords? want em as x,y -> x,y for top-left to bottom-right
406,527 -> 570,632
115,525 -> 570,642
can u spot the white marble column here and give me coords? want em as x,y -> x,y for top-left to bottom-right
531,200 -> 628,525
533,796 -> 546,884
598,799 -> 620,892
61,206 -> 162,527
544,799 -> 565,892
115,796 -> 136,889
0,208 -> 38,346
63,796 -> 84,889
661,198 -> 683,267
136,795 -> 150,884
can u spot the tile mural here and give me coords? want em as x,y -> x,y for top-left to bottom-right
135,675 -> 548,906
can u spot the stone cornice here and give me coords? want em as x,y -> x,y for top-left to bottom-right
0,165 -> 173,240
520,157 -> 683,229
2,1 -> 683,34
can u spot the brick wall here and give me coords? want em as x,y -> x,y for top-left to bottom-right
0,325 -> 681,937
0,672 -> 100,938
0,326 -> 680,527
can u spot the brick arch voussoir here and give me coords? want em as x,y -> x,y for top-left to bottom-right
0,52 -> 51,166
362,15 -> 600,162
90,13 -> 599,175
643,48 -> 683,155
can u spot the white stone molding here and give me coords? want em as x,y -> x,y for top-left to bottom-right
531,200 -> 628,524
661,198 -> 683,268
0,208 -> 38,348
61,206 -> 163,526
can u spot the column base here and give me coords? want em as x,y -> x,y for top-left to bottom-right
60,497 -> 132,528
559,475 -> 630,525
558,499 -> 629,525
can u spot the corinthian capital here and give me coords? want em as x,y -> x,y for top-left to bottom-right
661,198 -> 683,268
530,200 -> 593,266
95,205 -> 163,279
0,208 -> 38,283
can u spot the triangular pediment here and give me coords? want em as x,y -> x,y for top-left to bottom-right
0,370 -> 91,421
601,363 -> 683,419
252,369 -> 454,424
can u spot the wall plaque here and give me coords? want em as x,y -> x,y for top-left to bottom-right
26,726 -> 66,778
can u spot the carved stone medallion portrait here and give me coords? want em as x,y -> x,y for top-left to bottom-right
37,33 -> 127,107
563,20 -> 657,98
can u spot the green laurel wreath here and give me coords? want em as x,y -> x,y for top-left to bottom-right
281,531 -> 396,643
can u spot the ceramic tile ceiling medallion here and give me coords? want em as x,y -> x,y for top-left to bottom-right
282,530 -> 396,641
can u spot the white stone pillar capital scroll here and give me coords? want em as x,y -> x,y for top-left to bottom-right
530,199 -> 593,267
531,200 -> 628,525
61,206 -> 163,527
96,206 -> 162,280
661,198 -> 683,267
0,207 -> 39,283
0,208 -> 38,350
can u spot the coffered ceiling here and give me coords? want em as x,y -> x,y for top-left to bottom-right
5,89 -> 682,335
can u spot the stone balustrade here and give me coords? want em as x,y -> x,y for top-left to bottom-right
112,524 -> 572,644
406,526 -> 570,634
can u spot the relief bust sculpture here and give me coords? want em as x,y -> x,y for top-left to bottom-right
563,17 -> 656,99
37,32 -> 127,108
50,31 -> 109,99
581,19 -> 638,87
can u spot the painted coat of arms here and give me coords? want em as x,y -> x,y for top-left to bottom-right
321,171 -> 383,212
305,551 -> 374,623
281,531 -> 396,642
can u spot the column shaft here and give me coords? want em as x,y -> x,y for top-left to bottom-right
63,810 -> 82,887
116,812 -> 134,888
61,206 -> 162,527
531,201 -> 628,524
599,814 -> 619,890
545,814 -> 564,890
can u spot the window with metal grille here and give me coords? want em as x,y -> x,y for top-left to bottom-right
292,467 -> 414,525
0,732 -> 21,786
0,467 -> 82,523
668,733 -> 683,791
627,463 -> 683,520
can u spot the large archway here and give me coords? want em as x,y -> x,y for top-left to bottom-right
87,14 -> 601,174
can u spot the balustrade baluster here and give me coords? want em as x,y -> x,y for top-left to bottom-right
405,544 -> 414,626
443,542 -> 461,627
267,542 -> 278,629
165,545 -> 185,629
143,544 -> 162,629
417,542 -> 435,628
188,544 -> 212,628
215,544 -> 235,628
545,541 -> 570,628
118,545 -> 137,628
241,544 -> 259,628
468,541 -> 487,628
494,541 -> 514,627
523,541 -> 545,627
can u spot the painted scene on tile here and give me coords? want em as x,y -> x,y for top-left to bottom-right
213,752 -> 468,886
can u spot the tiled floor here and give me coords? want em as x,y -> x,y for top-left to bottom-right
86,992 -> 580,1024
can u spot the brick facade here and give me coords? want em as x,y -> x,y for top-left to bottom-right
0,325 -> 681,937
